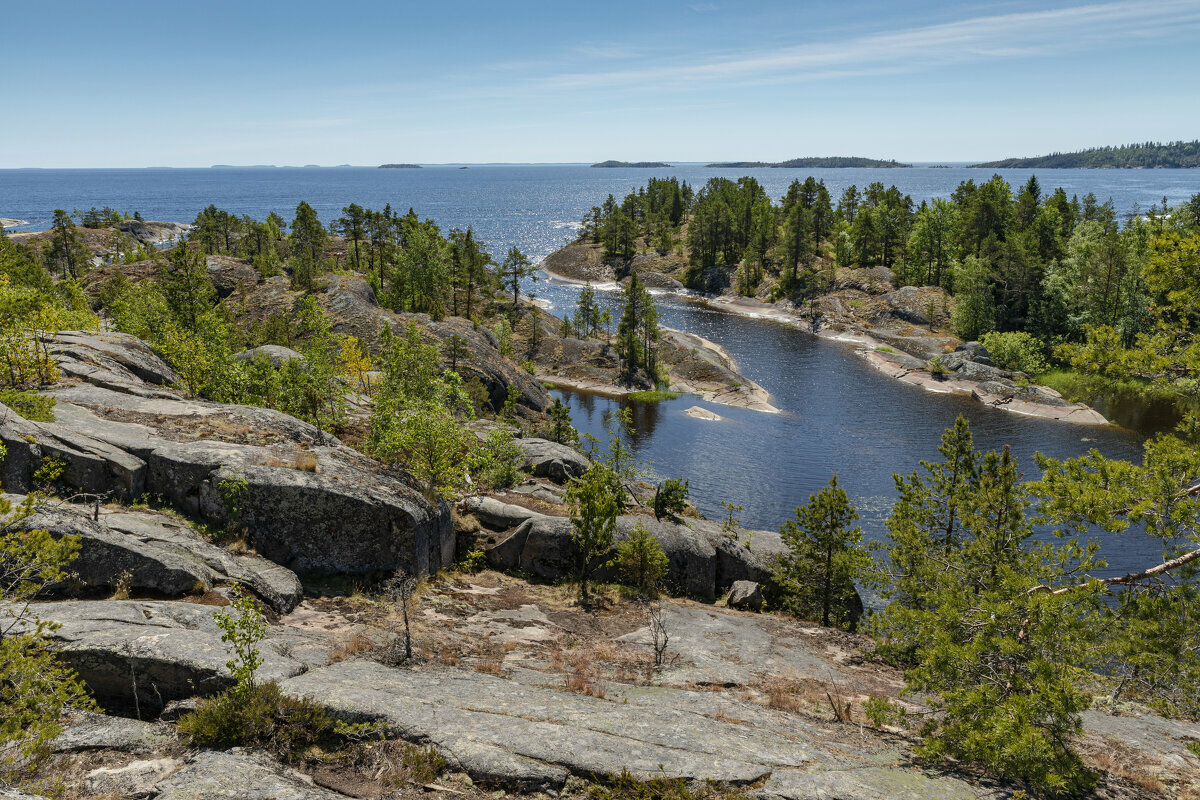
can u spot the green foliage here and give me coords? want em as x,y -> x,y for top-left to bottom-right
498,246 -> 534,310
0,389 -> 54,421
492,317 -> 514,357
214,584 -> 267,693
926,355 -> 947,376
615,523 -> 669,596
627,390 -> 679,403
862,696 -> 907,729
772,474 -> 871,629
177,681 -> 338,762
473,429 -> 523,489
616,271 -> 660,385
32,455 -> 67,490
981,331 -> 1049,375
457,548 -> 488,574
564,462 -> 625,602
0,493 -> 95,784
584,769 -> 747,800
652,477 -> 689,522
548,397 -> 578,445
870,418 -> 1103,794
368,323 -> 476,499
720,500 -> 742,536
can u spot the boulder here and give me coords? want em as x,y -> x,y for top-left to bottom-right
727,580 -> 763,611
154,751 -> 347,800
484,513 -> 782,600
32,600 -> 334,712
463,496 -> 549,531
205,254 -> 261,297
116,219 -> 190,246
84,758 -> 183,799
514,437 -> 590,483
954,340 -> 995,366
234,345 -> 307,368
882,285 -> 952,327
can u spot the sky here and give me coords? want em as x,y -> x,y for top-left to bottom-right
2,0 -> 1199,167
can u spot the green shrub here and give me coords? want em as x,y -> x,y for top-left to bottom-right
178,681 -> 335,762
458,548 -> 488,574
0,389 -> 55,421
652,478 -> 689,522
473,429 -> 523,489
981,331 -> 1049,375
615,523 -> 669,596
585,770 -> 747,800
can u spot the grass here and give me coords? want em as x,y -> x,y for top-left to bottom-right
628,390 -> 679,403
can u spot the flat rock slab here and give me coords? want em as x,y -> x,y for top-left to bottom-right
154,750 -> 346,800
618,605 -> 849,687
280,661 -> 986,798
53,710 -> 174,753
34,600 -> 334,711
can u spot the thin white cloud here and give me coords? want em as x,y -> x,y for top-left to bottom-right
521,0 -> 1200,92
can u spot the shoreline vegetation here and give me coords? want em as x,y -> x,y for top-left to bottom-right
971,139 -> 1200,169
378,163 -> 423,168
549,171 -> 1200,432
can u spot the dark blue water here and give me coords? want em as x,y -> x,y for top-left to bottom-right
1,165 -> 1187,577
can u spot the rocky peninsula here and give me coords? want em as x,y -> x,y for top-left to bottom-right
540,242 -> 1108,425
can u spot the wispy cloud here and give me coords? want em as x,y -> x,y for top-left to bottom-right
520,1 -> 1200,93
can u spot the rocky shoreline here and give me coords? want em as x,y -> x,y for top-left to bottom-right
540,246 -> 1110,427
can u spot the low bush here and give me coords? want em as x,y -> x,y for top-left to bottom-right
178,682 -> 334,762
981,330 -> 1049,375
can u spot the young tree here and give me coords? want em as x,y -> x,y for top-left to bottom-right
548,397 -> 576,444
564,463 -> 624,603
498,246 -> 535,313
616,523 -> 669,596
441,333 -> 470,374
158,241 -> 215,331
0,490 -> 95,783
289,201 -> 327,291
870,419 -> 1111,794
773,474 -> 870,629
334,203 -> 367,272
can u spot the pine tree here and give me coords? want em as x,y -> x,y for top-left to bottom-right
773,474 -> 870,629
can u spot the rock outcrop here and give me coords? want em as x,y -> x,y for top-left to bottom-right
154,751 -> 347,800
0,332 -> 456,578
469,497 -> 784,600
32,600 -> 334,712
14,499 -> 303,612
280,660 -> 980,798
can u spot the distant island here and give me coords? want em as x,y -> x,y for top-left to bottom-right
971,140 -> 1200,169
590,160 -> 672,168
706,156 -> 911,168
379,163 -> 423,169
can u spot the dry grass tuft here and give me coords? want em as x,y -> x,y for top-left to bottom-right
327,631 -> 377,664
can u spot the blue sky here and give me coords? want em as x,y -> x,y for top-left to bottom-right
3,0 -> 1199,167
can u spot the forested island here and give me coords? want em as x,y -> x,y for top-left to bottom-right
379,163 -> 423,169
590,160 -> 672,168
972,139 -> 1200,168
3,186 -> 1200,798
706,156 -> 911,168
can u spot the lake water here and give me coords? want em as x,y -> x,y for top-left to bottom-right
2,164 -> 1194,577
